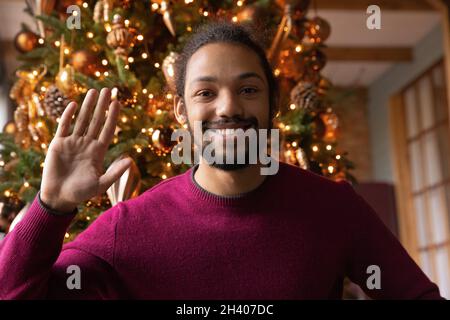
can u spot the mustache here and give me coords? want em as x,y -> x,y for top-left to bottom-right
202,117 -> 258,131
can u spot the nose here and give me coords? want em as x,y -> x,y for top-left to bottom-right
215,89 -> 244,118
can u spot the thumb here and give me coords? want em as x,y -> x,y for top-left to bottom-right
98,158 -> 133,194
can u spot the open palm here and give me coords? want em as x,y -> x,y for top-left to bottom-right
40,88 -> 132,213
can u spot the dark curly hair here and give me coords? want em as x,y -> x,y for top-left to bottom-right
174,21 -> 280,121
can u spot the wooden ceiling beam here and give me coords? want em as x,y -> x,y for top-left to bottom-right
314,0 -> 435,11
323,46 -> 413,61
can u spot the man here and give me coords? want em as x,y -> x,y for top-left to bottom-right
0,22 -> 443,299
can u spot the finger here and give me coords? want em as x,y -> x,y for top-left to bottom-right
54,101 -> 77,138
98,158 -> 132,194
98,100 -> 121,146
73,89 -> 99,136
86,88 -> 111,139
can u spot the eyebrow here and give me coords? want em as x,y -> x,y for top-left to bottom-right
192,72 -> 266,84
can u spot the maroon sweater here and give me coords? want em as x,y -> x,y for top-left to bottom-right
0,162 -> 443,299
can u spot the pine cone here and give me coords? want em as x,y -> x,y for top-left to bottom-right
290,81 -> 321,111
44,85 -> 71,119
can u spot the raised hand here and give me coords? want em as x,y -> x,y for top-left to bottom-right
40,88 -> 132,213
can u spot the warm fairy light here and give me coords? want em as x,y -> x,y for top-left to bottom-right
40,162 -> 44,167
87,32 -> 94,38
185,0 -> 194,3
148,93 -> 154,99
336,155 -> 341,160
82,2 -> 88,8
111,87 -> 118,99
162,174 -> 167,179
183,124 -> 188,129
232,16 -> 238,23
65,233 -> 70,239
41,86 -> 47,92
86,216 -> 90,220
36,121 -> 43,128
166,93 -> 173,99
64,48 -> 70,55
167,162 -> 171,167
141,128 -> 147,133
289,103 -> 296,110
41,143 -> 47,149
103,71 -> 109,76
284,26 -> 289,32
312,145 -> 319,152
105,24 -> 112,32
292,141 -> 297,147
328,166 -> 334,174
72,10 -> 78,16
326,145 -> 332,150
295,45 -> 302,53
237,0 -> 244,6
149,128 -> 154,133
152,3 -> 159,10
284,125 -> 290,131
95,71 -> 101,77
156,109 -> 162,115
124,64 -> 130,70
133,115 -> 137,120
121,116 -> 128,123
32,70 -> 38,76
23,181 -> 30,188
0,161 -> 4,166
38,38 -> 44,44
10,152 -> 17,157
274,69 -> 281,76
187,25 -> 192,32
124,19 -> 130,27
203,11 -> 209,17
4,190 -> 11,197
142,88 -> 148,94
136,146 -> 142,153
128,57 -> 134,63
102,59 -> 108,65
154,62 -> 160,68
137,34 -> 144,41
141,52 -> 148,59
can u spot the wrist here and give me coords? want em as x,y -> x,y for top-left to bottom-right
39,191 -> 78,214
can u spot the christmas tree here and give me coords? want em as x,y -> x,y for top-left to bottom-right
0,0 -> 354,241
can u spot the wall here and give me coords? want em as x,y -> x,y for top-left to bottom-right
368,23 -> 444,182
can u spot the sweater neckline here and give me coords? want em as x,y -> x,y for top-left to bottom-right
186,163 -> 277,207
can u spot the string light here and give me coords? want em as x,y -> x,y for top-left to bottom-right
289,103 -> 296,110
64,48 -> 70,55
274,69 -> 281,77
4,190 -> 11,197
86,32 -> 94,39
187,25 -> 192,32
141,128 -> 147,133
284,125 -> 290,131
312,145 -> 319,152
328,165 -> 334,174
38,38 -> 44,44
141,52 -> 148,59
40,86 -> 47,92
151,3 -> 159,10
95,71 -> 101,77
65,233 -> 70,239
336,155 -> 341,160
295,45 -> 302,53
232,16 -> 238,23
23,181 -> 30,188
121,116 -> 128,123
237,0 -> 244,6
124,64 -> 130,70
72,10 -> 78,16
102,59 -> 108,65
142,88 -> 148,94
0,161 -> 4,166
154,62 -> 160,68
82,2 -> 88,8
137,34 -> 144,41
156,109 -> 162,115
166,162 -> 171,167
128,57 -> 134,63
148,93 -> 154,99
124,19 -> 130,27
103,71 -> 109,76
105,24 -> 112,32
32,70 -> 38,76
41,143 -> 47,149
326,145 -> 332,151
162,174 -> 167,179
203,11 -> 209,17
292,141 -> 297,147
166,93 -> 173,99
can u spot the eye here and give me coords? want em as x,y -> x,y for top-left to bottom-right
196,90 -> 214,97
240,87 -> 259,95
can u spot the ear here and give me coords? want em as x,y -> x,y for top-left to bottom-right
174,94 -> 187,126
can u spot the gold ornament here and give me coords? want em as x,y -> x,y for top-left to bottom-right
55,64 -> 77,96
237,4 -> 269,27
295,148 -> 309,169
151,127 -> 176,156
71,49 -> 101,76
321,110 -> 339,143
14,31 -> 39,53
106,155 -> 141,206
162,52 -> 180,92
153,1 -> 176,36
3,121 -> 17,135
106,14 -> 134,58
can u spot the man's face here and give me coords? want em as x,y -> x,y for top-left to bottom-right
175,42 -> 271,171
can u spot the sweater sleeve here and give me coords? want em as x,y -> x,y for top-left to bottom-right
0,192 -> 125,300
340,182 -> 445,300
